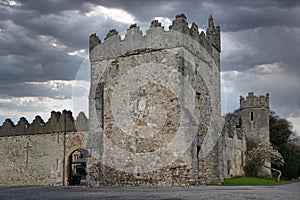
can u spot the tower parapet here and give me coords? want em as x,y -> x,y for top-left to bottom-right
240,92 -> 269,109
89,13 -> 221,69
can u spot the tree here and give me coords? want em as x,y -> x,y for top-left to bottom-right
244,138 -> 259,177
269,113 -> 293,146
278,144 -> 300,179
269,111 -> 300,179
224,109 -> 241,127
246,142 -> 284,181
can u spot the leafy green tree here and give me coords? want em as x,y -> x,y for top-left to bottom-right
269,111 -> 300,179
278,144 -> 300,179
269,113 -> 293,146
244,138 -> 259,176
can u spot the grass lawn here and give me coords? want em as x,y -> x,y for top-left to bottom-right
221,177 -> 296,186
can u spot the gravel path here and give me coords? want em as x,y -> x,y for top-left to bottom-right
0,182 -> 299,200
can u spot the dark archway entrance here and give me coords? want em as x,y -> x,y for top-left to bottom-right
67,148 -> 88,186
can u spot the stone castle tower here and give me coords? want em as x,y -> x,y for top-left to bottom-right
240,92 -> 271,176
240,92 -> 270,143
87,14 -> 223,186
222,92 -> 271,178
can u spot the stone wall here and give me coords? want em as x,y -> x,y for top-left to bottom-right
88,13 -> 223,186
222,120 -> 246,178
0,111 -> 89,186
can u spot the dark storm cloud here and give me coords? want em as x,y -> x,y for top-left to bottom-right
0,81 -> 73,99
1,0 -> 299,78
0,1 -> 109,85
0,17 -> 83,84
11,0 -> 93,15
222,26 -> 300,72
96,0 -> 300,31
0,0 -> 134,119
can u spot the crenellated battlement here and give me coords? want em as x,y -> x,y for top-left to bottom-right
240,92 -> 270,109
0,110 -> 88,137
89,13 -> 221,67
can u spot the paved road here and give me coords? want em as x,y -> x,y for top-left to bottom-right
0,182 -> 299,200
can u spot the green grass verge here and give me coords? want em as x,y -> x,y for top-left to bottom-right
221,177 -> 295,186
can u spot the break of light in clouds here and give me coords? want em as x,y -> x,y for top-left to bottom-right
85,5 -> 136,24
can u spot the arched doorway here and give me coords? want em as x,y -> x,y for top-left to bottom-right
67,148 -> 88,186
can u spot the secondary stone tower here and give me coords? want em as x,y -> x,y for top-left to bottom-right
88,14 -> 223,186
240,92 -> 270,143
240,92 -> 271,176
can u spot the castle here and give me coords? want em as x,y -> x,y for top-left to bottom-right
0,14 -> 270,186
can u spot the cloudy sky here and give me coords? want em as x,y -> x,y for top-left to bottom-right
0,0 -> 299,134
